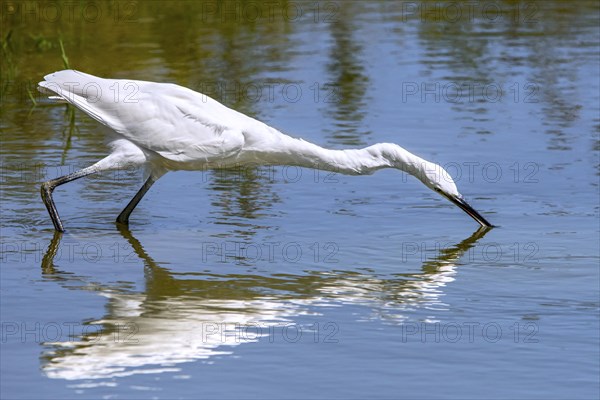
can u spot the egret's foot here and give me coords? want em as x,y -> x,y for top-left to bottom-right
41,181 -> 65,232
115,214 -> 130,226
115,175 -> 157,228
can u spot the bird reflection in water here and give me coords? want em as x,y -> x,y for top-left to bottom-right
40,226 -> 491,381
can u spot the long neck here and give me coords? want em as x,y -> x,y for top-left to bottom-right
256,133 -> 426,177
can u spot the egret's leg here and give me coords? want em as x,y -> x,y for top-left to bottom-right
116,175 -> 157,225
41,166 -> 98,232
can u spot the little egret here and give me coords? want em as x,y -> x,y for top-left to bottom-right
38,70 -> 492,231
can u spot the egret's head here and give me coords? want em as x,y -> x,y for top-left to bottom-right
417,162 -> 461,197
417,161 -> 493,228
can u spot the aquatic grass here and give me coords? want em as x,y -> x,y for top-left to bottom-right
26,88 -> 37,106
57,37 -> 78,163
1,30 -> 16,102
59,38 -> 70,69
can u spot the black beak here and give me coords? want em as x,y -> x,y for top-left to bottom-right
442,193 -> 494,228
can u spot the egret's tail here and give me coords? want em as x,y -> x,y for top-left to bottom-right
38,70 -> 104,101
37,70 -> 116,128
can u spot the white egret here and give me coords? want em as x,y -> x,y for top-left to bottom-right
38,70 -> 492,232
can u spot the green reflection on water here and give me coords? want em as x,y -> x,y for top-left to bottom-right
1,0 -> 597,230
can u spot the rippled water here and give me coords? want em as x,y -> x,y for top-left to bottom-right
1,1 -> 599,399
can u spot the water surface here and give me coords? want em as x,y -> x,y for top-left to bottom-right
1,1 -> 599,399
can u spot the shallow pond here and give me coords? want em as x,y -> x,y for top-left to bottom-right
1,1 -> 599,398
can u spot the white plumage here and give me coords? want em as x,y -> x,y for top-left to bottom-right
38,70 -> 492,231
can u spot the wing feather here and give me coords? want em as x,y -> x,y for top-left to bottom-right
38,70 -> 256,164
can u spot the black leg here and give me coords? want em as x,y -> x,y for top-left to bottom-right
41,166 -> 97,232
116,175 -> 157,225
